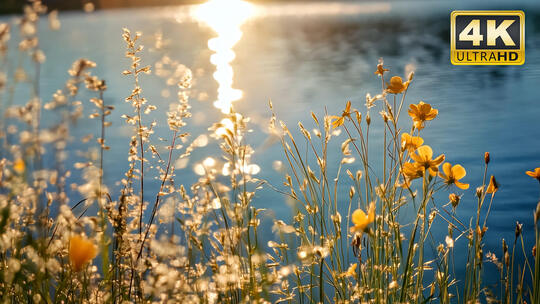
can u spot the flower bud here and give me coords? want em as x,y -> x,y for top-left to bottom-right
486,176 -> 498,194
476,186 -> 483,198
477,249 -> 483,264
366,113 -> 371,125
380,111 -> 388,123
355,111 -> 361,124
449,193 -> 460,209
476,226 -> 487,239
484,152 -> 490,164
515,222 -> 522,239
356,170 -> 363,181
408,71 -> 414,82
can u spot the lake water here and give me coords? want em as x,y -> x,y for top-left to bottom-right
2,0 -> 540,294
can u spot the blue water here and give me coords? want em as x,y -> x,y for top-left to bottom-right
2,0 -> 540,297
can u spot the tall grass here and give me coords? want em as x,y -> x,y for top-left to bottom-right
0,2 -> 540,303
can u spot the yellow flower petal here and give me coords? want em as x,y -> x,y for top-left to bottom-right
352,209 -> 367,226
417,145 -> 433,161
442,162 -> 452,177
432,154 -> 445,166
332,116 -> 344,129
13,159 -> 25,174
345,263 -> 358,277
455,181 -> 470,190
418,102 -> 431,113
69,235 -> 97,272
412,137 -> 424,147
526,168 -> 540,180
351,202 -> 376,233
401,133 -> 424,152
410,152 -> 423,164
451,164 -> 466,180
402,162 -> 423,180
425,109 -> 438,120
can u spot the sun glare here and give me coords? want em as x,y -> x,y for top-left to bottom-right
194,0 -> 254,114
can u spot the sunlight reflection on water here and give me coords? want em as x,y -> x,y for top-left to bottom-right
193,0 -> 254,113
190,1 -> 392,114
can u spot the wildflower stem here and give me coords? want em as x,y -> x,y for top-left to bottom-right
135,130 -> 177,264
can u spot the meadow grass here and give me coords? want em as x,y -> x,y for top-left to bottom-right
1,2 -> 540,303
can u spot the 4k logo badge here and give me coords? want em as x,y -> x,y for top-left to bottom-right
451,11 -> 525,65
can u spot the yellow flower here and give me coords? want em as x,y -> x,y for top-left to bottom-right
374,63 -> 389,77
439,163 -> 469,190
410,145 -> 445,176
486,175 -> 499,194
401,133 -> 423,152
526,167 -> 540,181
408,101 -> 438,130
344,263 -> 357,277
402,162 -> 424,180
69,235 -> 97,272
13,159 -> 25,174
400,162 -> 425,188
331,101 -> 352,129
350,202 -> 375,233
386,76 -> 409,94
